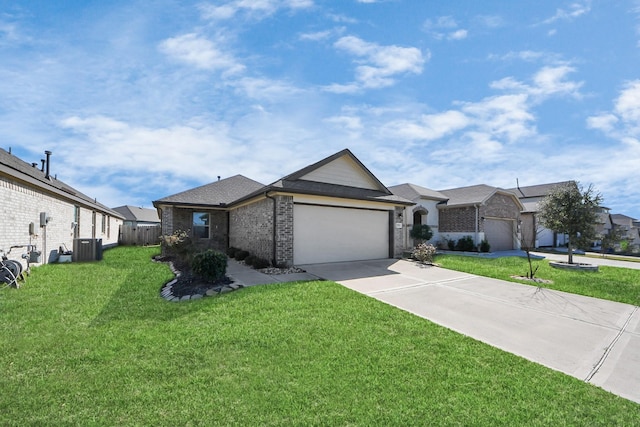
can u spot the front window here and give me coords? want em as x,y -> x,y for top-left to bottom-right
193,212 -> 210,239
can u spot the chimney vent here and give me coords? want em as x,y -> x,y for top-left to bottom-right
44,150 -> 52,179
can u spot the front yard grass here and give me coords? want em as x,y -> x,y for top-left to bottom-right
1,246 -> 638,425
436,254 -> 640,306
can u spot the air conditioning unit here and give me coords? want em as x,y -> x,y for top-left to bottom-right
72,238 -> 103,262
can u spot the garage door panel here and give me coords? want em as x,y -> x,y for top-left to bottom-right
484,219 -> 514,251
294,204 -> 389,264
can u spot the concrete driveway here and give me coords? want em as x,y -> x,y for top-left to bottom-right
300,258 -> 640,404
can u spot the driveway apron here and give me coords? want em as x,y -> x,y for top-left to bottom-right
301,259 -> 640,404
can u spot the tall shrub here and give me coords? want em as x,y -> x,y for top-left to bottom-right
191,250 -> 228,282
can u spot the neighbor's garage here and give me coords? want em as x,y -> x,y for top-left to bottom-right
293,204 -> 390,264
484,218 -> 515,251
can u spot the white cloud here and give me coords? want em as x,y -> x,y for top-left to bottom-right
490,64 -> 583,101
588,80 -> 640,138
382,110 -> 470,142
199,0 -> 313,21
448,29 -> 468,40
329,35 -> 426,91
158,33 -> 245,74
423,16 -> 469,40
299,27 -> 345,41
541,0 -> 591,24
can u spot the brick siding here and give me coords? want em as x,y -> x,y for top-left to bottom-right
0,175 -> 122,267
229,198 -> 274,262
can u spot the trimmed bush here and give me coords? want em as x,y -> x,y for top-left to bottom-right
455,236 -> 475,252
480,239 -> 491,253
226,247 -> 240,258
250,257 -> 271,269
447,239 -> 455,251
235,250 -> 250,261
244,254 -> 257,266
191,250 -> 228,282
409,224 -> 433,242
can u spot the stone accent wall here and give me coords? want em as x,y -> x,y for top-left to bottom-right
0,175 -> 122,267
229,198 -> 274,262
274,196 -> 294,266
480,194 -> 521,230
439,206 -> 477,233
393,207 -> 404,257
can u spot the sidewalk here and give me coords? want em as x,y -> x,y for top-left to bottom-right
226,259 -> 319,286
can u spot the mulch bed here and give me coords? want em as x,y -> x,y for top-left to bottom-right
154,255 -> 233,299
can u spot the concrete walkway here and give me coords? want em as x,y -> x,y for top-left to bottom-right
299,258 -> 640,404
532,251 -> 640,270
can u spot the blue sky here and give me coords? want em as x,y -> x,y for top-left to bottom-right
1,0 -> 640,218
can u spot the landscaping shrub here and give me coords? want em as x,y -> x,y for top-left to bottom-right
480,239 -> 491,253
235,250 -> 250,261
447,239 -> 455,251
191,249 -> 228,281
226,247 -> 240,258
409,224 -> 433,243
250,257 -> 271,269
455,236 -> 475,252
413,243 -> 437,264
244,254 -> 257,266
159,229 -> 194,266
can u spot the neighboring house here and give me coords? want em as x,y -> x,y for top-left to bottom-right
153,149 -> 414,266
113,205 -> 161,246
593,207 -> 614,249
391,183 -> 523,251
507,181 -> 612,249
388,183 -> 448,248
611,214 -> 640,249
0,148 -> 124,266
113,205 -> 160,226
437,185 -> 524,251
506,181 -> 575,247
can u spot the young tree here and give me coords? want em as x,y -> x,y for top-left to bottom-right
409,224 -> 433,245
518,214 -> 543,279
538,182 -> 603,264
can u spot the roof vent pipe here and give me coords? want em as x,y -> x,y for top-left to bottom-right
40,159 -> 45,172
45,150 -> 52,179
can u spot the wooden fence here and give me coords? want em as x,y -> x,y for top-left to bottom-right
119,224 -> 162,246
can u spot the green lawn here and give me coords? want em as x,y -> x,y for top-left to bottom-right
436,254 -> 640,306
1,247 -> 638,425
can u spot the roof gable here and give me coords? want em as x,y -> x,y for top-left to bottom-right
438,184 -> 523,210
282,149 -> 388,192
234,149 -> 413,206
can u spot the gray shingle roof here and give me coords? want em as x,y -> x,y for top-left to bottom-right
153,149 -> 413,208
438,184 -> 501,207
506,181 -> 575,198
153,175 -> 266,207
389,183 -> 448,201
0,148 -> 124,218
112,205 -> 160,223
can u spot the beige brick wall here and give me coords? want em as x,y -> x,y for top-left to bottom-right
0,175 -> 121,267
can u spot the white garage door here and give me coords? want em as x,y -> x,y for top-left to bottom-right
293,204 -> 390,264
484,219 -> 514,251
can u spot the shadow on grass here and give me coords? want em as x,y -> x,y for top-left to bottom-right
89,264 -> 212,327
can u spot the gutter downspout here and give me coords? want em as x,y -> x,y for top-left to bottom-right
265,192 -> 277,266
475,204 -> 480,249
